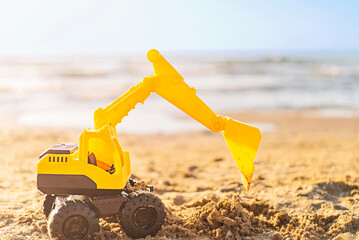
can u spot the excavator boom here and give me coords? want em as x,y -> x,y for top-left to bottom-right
94,49 -> 262,190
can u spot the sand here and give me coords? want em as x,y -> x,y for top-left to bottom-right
0,110 -> 359,239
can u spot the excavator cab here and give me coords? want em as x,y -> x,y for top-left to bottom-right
80,126 -> 124,174
37,124 -> 131,196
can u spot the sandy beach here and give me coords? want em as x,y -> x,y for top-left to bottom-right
1,1 -> 358,239
0,110 -> 358,239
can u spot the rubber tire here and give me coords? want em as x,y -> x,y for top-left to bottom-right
48,200 -> 99,240
119,191 -> 166,239
43,194 -> 56,218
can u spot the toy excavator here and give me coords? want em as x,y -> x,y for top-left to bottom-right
37,49 -> 262,240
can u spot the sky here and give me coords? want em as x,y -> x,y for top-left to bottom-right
0,0 -> 358,56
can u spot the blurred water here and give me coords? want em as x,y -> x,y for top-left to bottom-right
0,52 -> 358,133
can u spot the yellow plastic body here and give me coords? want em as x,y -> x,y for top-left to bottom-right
37,49 -> 261,191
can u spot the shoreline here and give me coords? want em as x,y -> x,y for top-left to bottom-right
3,108 -> 359,136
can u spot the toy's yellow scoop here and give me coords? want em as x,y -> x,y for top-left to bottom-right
222,118 -> 261,190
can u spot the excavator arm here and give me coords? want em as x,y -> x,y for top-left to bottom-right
93,49 -> 262,190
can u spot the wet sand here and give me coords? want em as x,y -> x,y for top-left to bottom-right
0,110 -> 359,239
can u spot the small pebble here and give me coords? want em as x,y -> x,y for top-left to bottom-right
273,233 -> 283,240
188,166 -> 198,171
226,230 -> 233,240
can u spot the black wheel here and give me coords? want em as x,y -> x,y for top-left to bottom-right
119,191 -> 166,238
48,200 -> 99,240
43,194 -> 56,218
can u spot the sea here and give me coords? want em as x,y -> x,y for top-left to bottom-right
0,51 -> 358,134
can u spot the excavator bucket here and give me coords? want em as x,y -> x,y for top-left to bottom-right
222,118 -> 262,190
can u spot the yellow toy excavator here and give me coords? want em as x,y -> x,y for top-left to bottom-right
37,49 -> 262,240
